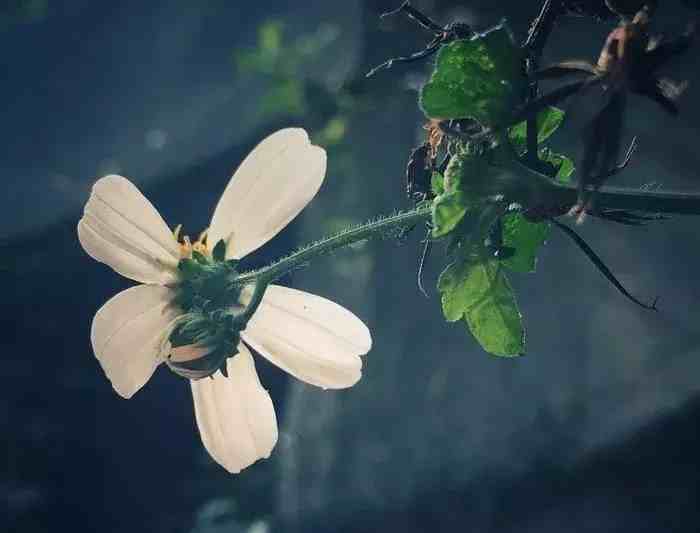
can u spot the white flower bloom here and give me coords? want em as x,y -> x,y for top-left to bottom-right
77,128 -> 372,473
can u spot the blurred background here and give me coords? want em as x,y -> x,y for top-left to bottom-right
2,0 -> 700,531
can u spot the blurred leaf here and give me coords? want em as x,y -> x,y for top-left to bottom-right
501,213 -> 550,273
508,106 -> 565,152
235,21 -> 285,75
438,257 -> 524,356
260,79 -> 306,116
419,23 -> 525,126
315,116 -> 348,145
260,21 -> 282,55
234,19 -> 346,123
539,148 -> 575,183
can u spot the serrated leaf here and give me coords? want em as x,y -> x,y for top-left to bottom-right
501,213 -> 550,273
438,257 -> 524,356
508,106 -> 565,151
420,23 -> 525,126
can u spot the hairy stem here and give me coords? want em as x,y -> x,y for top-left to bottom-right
236,206 -> 432,286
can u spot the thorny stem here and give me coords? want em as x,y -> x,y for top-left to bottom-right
236,206 -> 433,286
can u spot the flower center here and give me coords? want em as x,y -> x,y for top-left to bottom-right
173,224 -> 210,259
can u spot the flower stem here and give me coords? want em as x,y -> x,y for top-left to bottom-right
236,205 -> 432,286
517,161 -> 700,214
550,181 -> 700,215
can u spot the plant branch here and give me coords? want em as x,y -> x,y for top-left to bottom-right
235,206 -> 433,285
522,0 -> 565,165
550,181 -> 700,215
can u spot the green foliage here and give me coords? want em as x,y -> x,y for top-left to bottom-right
431,171 -> 445,196
420,23 -> 526,126
438,255 -> 524,356
540,148 -> 575,183
508,106 -> 565,152
419,49 -> 579,356
501,213 -> 550,273
235,20 -> 345,126
432,191 -> 470,238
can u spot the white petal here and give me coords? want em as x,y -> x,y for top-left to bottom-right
208,128 -> 326,260
78,175 -> 181,285
241,285 -> 371,389
91,284 -> 181,399
191,344 -> 278,473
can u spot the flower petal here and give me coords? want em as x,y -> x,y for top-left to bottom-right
91,284 -> 181,399
78,175 -> 180,285
241,285 -> 371,389
208,128 -> 326,260
190,344 -> 278,473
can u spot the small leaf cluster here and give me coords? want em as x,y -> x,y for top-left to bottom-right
417,25 -> 578,357
420,22 -> 526,128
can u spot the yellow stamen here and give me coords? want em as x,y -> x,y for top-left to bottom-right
174,225 -> 211,259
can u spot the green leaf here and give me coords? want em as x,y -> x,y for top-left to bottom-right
431,171 -> 445,196
508,106 -> 565,151
438,257 -> 524,356
501,213 -> 550,273
539,148 -> 575,183
432,191 -> 469,238
430,150 -> 511,240
419,23 -> 525,126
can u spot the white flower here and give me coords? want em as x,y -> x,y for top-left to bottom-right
77,128 -> 372,473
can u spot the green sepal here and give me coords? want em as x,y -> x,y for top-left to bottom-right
166,347 -> 231,380
437,254 -> 524,357
500,213 -> 550,273
166,314 -> 242,380
178,258 -> 201,279
420,22 -> 525,127
192,251 -> 209,265
212,239 -> 227,262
